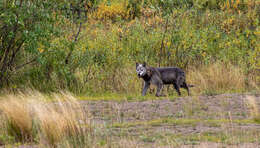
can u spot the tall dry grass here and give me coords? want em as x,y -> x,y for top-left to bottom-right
0,91 -> 92,147
0,95 -> 34,142
187,62 -> 257,95
246,95 -> 260,122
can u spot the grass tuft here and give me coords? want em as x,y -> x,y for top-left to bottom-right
0,94 -> 35,142
245,95 -> 260,123
0,91 -> 92,147
187,62 -> 250,95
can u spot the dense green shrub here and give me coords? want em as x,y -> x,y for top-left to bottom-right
0,0 -> 259,94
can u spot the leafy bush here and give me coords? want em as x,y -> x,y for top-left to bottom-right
95,0 -> 129,21
0,0 -> 259,95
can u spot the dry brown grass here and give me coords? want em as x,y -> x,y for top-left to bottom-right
246,95 -> 259,120
187,62 -> 250,95
0,94 -> 34,142
0,91 -> 91,146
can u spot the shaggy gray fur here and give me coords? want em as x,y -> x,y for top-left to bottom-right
136,62 -> 193,97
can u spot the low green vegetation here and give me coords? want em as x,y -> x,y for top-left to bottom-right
111,118 -> 260,128
155,130 -> 260,146
78,93 -> 177,101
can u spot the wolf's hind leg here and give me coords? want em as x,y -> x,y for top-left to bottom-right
182,82 -> 190,96
155,83 -> 163,97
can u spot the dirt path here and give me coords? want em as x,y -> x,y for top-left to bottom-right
80,93 -> 260,147
82,93 -> 260,123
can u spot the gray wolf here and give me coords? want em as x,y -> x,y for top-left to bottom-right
136,62 -> 193,97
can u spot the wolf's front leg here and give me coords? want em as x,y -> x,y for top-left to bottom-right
142,81 -> 150,96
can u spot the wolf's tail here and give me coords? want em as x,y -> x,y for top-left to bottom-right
188,84 -> 195,87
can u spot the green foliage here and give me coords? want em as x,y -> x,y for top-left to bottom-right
0,0 -> 259,94
148,0 -> 194,15
0,0 -> 66,87
0,134 -> 15,145
127,0 -> 142,19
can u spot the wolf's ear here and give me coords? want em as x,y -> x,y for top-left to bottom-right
136,62 -> 139,68
143,62 -> 146,67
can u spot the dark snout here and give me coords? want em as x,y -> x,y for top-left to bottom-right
138,74 -> 141,78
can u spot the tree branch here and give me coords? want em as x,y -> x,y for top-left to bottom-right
15,57 -> 38,71
0,23 -> 18,84
19,0 -> 23,7
158,18 -> 169,67
65,22 -> 82,64
7,39 -> 25,70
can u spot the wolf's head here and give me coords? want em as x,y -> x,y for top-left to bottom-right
136,62 -> 147,77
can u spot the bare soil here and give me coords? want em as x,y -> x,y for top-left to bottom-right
82,93 -> 260,123
80,93 -> 260,147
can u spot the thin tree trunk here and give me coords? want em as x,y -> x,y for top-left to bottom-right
0,32 -> 17,85
0,18 -> 18,85
65,22 -> 82,64
158,18 -> 169,67
7,40 -> 25,70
